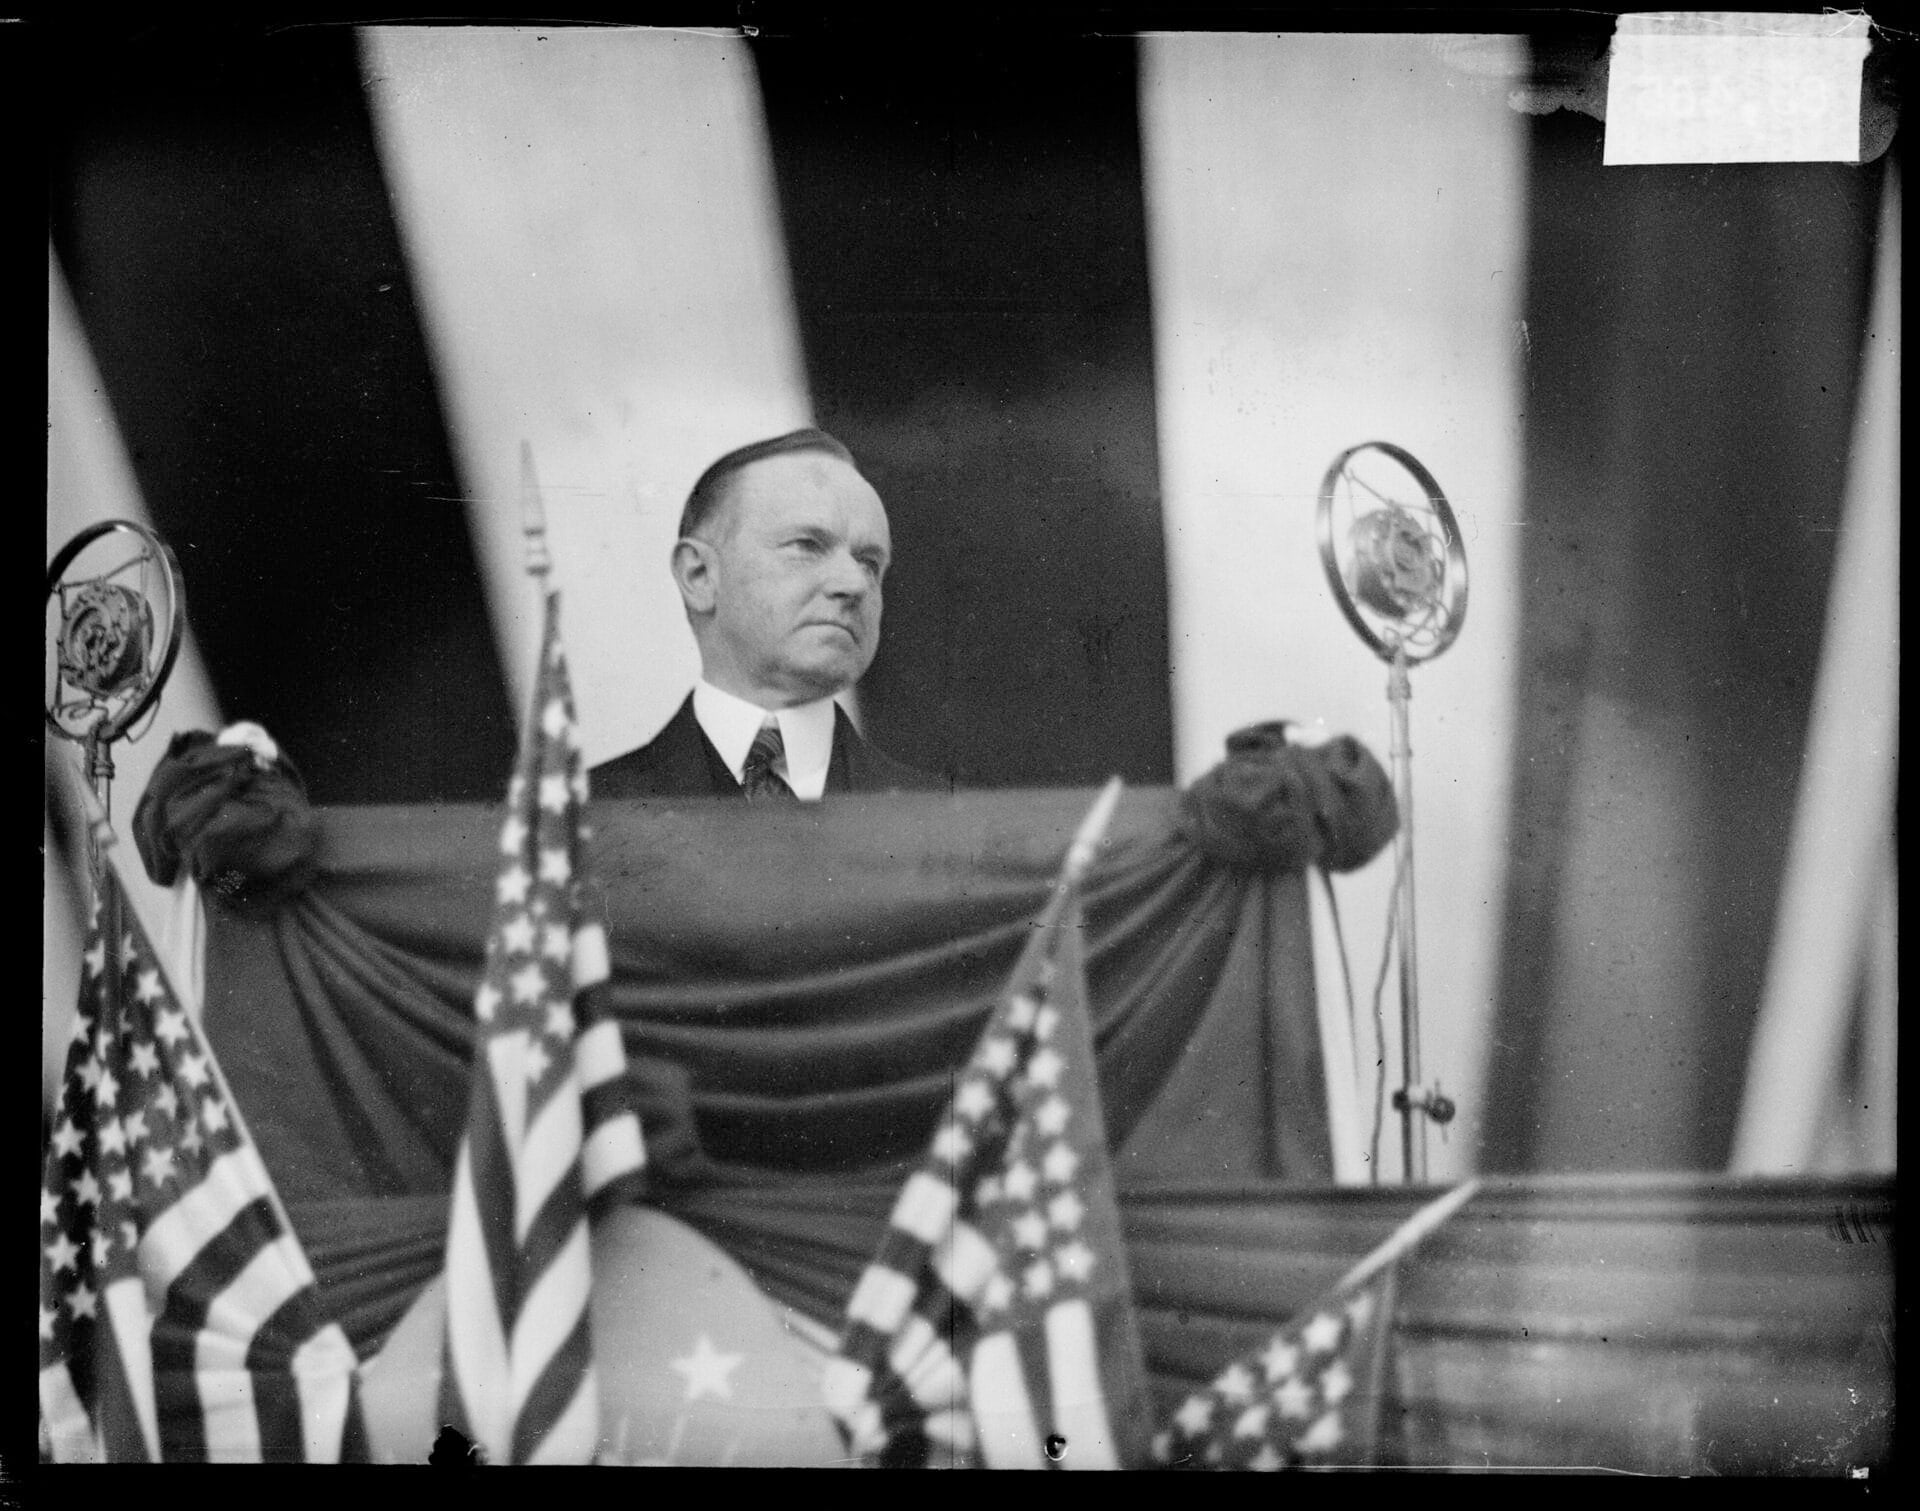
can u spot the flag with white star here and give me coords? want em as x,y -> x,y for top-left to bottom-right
1150,1177 -> 1480,1471
823,856 -> 1154,1468
1152,1265 -> 1398,1471
38,852 -> 367,1462
438,587 -> 648,1465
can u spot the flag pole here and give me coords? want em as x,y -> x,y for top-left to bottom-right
1021,776 -> 1125,940
520,441 -> 551,584
1329,1177 -> 1480,1298
1062,776 -> 1125,888
65,753 -> 307,1251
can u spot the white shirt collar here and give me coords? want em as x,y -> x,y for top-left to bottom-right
691,680 -> 839,801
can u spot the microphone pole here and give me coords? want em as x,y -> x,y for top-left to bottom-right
1382,647 -> 1456,1182
1386,646 -> 1425,1182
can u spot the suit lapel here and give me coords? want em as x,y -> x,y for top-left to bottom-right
664,695 -> 742,797
826,706 -> 857,794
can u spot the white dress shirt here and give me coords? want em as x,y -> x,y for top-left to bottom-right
691,680 -> 838,800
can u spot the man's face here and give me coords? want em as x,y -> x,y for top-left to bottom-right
684,451 -> 892,707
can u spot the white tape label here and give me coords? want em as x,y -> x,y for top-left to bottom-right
1604,11 -> 1871,165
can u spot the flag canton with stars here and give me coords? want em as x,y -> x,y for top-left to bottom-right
481,639 -> 593,1075
41,897 -> 245,1371
1153,1272 -> 1395,1471
946,970 -> 1106,1329
825,908 -> 1152,1468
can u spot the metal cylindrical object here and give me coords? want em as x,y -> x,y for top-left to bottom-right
1388,650 -> 1425,1183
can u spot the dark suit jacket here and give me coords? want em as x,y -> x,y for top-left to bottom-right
589,694 -> 947,800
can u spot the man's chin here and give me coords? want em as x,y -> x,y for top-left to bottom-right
778,653 -> 868,701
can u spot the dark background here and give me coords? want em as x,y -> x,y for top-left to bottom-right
46,27 -> 516,805
755,31 -> 1174,788
1485,92 -> 1886,1170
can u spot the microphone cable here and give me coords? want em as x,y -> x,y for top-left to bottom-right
1315,858 -> 1400,1187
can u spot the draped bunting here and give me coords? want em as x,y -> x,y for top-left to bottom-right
145,729 -> 1395,1368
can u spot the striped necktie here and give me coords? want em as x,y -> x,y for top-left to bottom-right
742,718 -> 797,801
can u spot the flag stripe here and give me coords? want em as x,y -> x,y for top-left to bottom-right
141,1151 -> 284,1294
515,1085 -> 587,1246
931,1221 -> 997,1302
154,1199 -> 284,1341
40,1362 -> 101,1464
1044,1299 -> 1118,1469
571,922 -> 610,991
194,1344 -> 263,1462
335,1363 -> 372,1465
580,1114 -> 645,1204
290,1324 -> 360,1462
487,1031 -> 531,1175
574,1016 -> 625,1089
245,1283 -> 339,1460
509,1224 -> 592,1410
203,1233 -> 323,1367
464,1078 -> 530,1323
104,1277 -> 162,1460
889,1314 -> 964,1411
152,1198 -> 283,1460
515,1183 -> 591,1326
892,1172 -> 960,1243
241,1337 -> 303,1464
441,1145 -> 512,1460
511,1309 -> 597,1465
462,1128 -> 525,1338
970,1331 -> 1046,1469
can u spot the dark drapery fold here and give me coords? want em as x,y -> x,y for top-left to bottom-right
156,728 -> 1396,1363
133,730 -> 322,917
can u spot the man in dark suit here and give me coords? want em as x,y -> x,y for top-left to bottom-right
590,429 -> 945,800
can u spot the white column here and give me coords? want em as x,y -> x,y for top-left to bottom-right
1731,166 -> 1900,1176
360,26 -> 815,765
47,248 -> 227,1098
1140,34 -> 1527,1181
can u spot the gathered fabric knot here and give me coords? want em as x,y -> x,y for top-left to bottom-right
132,726 -> 321,917
1177,720 -> 1397,874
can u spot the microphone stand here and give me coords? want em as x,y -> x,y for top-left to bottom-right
1385,646 -> 1456,1184
1315,442 -> 1467,1185
1386,647 -> 1423,1181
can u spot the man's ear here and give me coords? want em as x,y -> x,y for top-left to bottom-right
671,538 -> 718,616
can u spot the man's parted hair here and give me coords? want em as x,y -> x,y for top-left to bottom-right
677,428 -> 860,540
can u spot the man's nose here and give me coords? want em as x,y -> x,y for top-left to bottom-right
823,550 -> 871,601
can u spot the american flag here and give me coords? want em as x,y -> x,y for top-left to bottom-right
1151,1178 -> 1479,1470
824,794 -> 1153,1468
38,841 -> 367,1462
438,587 -> 648,1464
1152,1267 -> 1398,1471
